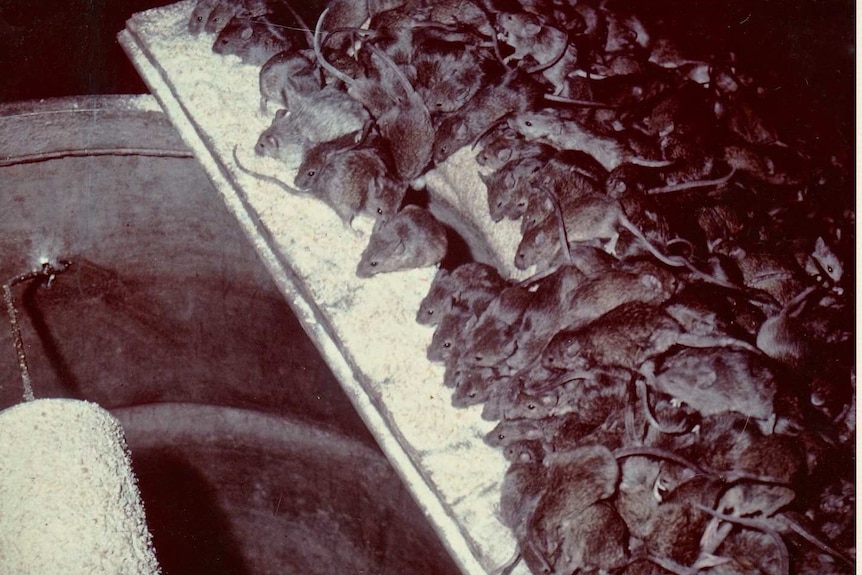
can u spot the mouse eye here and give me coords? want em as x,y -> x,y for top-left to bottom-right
436,102 -> 443,108
827,265 -> 834,273
525,120 -> 533,127
527,403 -> 535,410
427,309 -> 434,315
370,261 -> 378,267
443,342 -> 451,348
307,169 -> 315,177
196,16 -> 203,22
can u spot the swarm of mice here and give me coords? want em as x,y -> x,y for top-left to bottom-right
188,0 -> 854,573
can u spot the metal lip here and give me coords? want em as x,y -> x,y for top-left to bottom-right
0,94 -> 162,118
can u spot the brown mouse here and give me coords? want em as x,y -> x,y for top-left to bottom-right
508,108 -> 673,171
356,205 -> 448,277
366,44 -> 436,181
541,301 -> 686,373
314,13 -> 435,181
293,130 -> 368,190
426,308 -> 476,363
525,444 -> 620,573
416,262 -> 506,325
543,266 -> 677,336
306,146 -> 390,226
480,153 -> 551,223
412,35 -> 498,115
450,362 -> 509,408
432,70 -> 543,164
461,284 -> 534,368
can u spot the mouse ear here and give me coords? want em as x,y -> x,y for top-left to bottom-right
241,26 -> 254,40
275,108 -> 288,120
813,236 -> 826,253
524,20 -> 542,36
454,121 -> 468,139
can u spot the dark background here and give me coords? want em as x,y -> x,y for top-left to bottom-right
0,1 -> 853,143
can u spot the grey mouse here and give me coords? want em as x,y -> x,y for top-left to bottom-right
356,205 -> 448,277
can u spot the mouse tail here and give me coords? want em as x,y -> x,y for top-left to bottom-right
646,168 -> 737,195
525,29 -> 569,75
365,44 -> 421,106
313,8 -> 355,86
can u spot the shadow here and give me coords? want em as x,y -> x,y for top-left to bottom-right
20,276 -> 83,399
130,449 -> 250,575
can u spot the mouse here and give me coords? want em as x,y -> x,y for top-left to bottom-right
365,45 -> 436,181
483,417 -> 549,450
475,128 -> 554,172
313,11 -> 400,115
518,191 -> 749,295
432,69 -> 543,164
505,367 -> 630,425
543,300 -> 759,377
306,146 -> 394,226
412,35 -> 498,115
525,444 -> 620,573
255,88 -> 370,165
495,12 -> 568,71
499,456 -> 547,533
293,130 -> 369,190
204,0 -> 246,35
755,284 -> 819,369
316,13 -> 437,182
482,265 -> 588,371
461,284 -> 535,367
416,267 -> 457,326
188,0 -> 221,35
795,235 -> 844,290
450,361 -> 509,408
259,50 -> 322,112
420,0 -> 496,37
508,108 -> 673,171
426,307 -> 476,362
212,16 -> 297,66
416,262 -> 506,325
640,346 -> 777,426
319,0 -> 371,47
541,266 -> 678,337
479,152 -> 550,222
541,301 -> 685,373
551,501 -> 630,575
366,174 -> 409,220
604,162 -> 663,199
356,205 -> 448,277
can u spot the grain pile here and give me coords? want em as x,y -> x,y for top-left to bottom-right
179,0 -> 854,573
0,399 -> 160,575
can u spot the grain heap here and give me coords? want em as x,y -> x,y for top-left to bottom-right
187,0 -> 853,573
